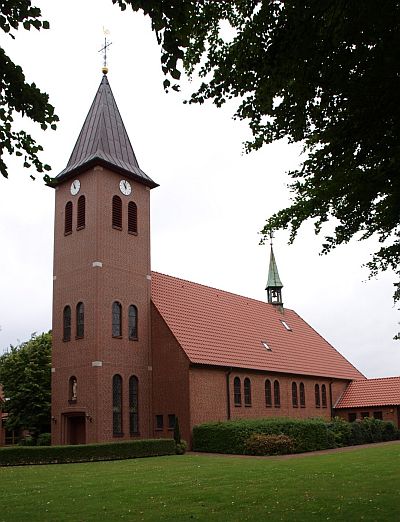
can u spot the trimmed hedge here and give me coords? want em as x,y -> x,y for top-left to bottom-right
0,438 -> 175,467
193,418 -> 336,454
193,418 -> 399,455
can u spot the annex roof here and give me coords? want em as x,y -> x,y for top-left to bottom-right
151,272 -> 364,380
335,377 -> 400,408
56,74 -> 157,188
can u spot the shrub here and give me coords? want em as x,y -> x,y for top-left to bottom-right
328,417 -> 399,446
244,433 -> 295,456
18,436 -> 36,447
0,438 -> 175,467
175,440 -> 187,455
36,433 -> 51,446
193,418 -> 336,454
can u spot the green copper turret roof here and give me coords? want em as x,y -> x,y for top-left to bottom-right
56,74 -> 158,188
266,246 -> 283,289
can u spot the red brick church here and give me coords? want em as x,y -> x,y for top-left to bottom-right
49,73 -> 400,446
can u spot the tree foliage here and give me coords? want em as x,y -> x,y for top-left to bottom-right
114,0 -> 400,301
0,332 -> 51,436
0,0 -> 58,181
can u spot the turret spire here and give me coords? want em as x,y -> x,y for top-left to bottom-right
266,232 -> 283,307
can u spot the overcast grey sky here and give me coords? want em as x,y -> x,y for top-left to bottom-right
0,0 -> 399,378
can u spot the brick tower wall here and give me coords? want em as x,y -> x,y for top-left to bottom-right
52,166 -> 152,444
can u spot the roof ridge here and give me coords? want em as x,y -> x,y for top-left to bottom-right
151,270 -> 290,312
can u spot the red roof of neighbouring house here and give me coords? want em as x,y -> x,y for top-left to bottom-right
335,377 -> 400,408
151,272 -> 364,380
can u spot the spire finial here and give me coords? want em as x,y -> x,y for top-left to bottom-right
99,27 -> 112,75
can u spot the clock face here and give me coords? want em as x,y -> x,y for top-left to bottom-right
119,179 -> 132,196
70,179 -> 80,196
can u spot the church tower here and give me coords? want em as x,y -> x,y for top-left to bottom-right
51,73 -> 157,445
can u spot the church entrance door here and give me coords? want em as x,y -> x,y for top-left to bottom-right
66,414 -> 86,445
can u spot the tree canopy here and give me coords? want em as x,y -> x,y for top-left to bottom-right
114,0 -> 400,302
0,332 -> 51,437
0,0 -> 58,180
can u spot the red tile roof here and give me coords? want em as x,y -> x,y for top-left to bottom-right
151,272 -> 364,380
335,377 -> 400,408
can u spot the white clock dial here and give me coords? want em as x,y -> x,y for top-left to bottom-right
119,179 -> 132,196
70,179 -> 80,195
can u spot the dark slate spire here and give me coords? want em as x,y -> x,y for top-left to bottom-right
266,244 -> 283,307
56,74 -> 157,188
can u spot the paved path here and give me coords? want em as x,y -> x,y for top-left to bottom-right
188,439 -> 400,460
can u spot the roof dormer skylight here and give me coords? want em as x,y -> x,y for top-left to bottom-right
262,341 -> 272,351
281,320 -> 292,331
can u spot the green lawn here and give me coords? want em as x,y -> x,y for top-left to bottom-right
1,444 -> 400,521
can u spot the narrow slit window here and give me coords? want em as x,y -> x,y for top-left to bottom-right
292,382 -> 298,407
128,201 -> 138,234
76,302 -> 84,338
274,380 -> 280,407
129,375 -> 139,435
265,379 -> 272,407
77,195 -> 86,229
128,305 -> 138,340
299,382 -> 306,407
315,384 -> 321,408
112,374 -> 123,436
63,305 -> 71,341
112,195 -> 122,229
233,377 -> 241,406
65,201 -> 73,235
321,384 -> 327,408
244,378 -> 252,407
112,301 -> 122,337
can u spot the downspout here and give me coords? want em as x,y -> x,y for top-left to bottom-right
329,381 -> 334,419
226,368 -> 232,420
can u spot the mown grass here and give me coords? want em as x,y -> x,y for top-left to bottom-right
1,443 -> 399,521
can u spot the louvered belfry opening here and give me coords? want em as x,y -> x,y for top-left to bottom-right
112,195 -> 122,229
128,201 -> 137,234
77,195 -> 86,229
65,201 -> 73,235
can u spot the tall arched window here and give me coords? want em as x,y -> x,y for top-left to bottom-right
129,375 -> 139,435
63,305 -> 71,341
265,379 -> 272,407
65,201 -> 73,235
76,302 -> 84,338
292,382 -> 298,407
112,375 -> 123,436
274,380 -> 280,407
128,305 -> 138,340
321,384 -> 327,408
300,382 -> 306,407
112,301 -> 122,337
77,195 -> 86,229
315,384 -> 321,408
112,195 -> 122,229
244,378 -> 252,406
233,377 -> 241,406
128,201 -> 137,234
